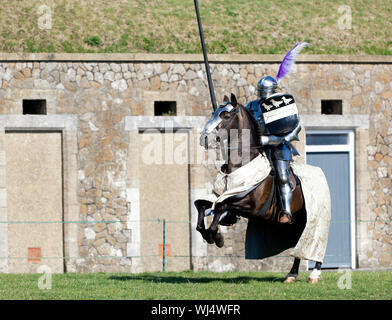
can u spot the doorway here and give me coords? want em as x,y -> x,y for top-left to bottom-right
138,130 -> 191,271
5,132 -> 64,273
306,130 -> 355,269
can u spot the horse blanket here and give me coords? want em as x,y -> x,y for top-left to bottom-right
195,156 -> 331,263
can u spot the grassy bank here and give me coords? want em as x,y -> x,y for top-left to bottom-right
0,0 -> 391,55
0,271 -> 391,300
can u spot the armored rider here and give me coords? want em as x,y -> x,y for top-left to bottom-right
246,42 -> 309,224
246,75 -> 302,224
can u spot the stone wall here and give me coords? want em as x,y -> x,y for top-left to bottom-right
0,53 -> 390,272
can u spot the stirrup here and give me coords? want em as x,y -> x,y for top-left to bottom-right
279,210 -> 294,224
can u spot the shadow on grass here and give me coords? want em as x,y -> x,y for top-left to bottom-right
108,274 -> 285,284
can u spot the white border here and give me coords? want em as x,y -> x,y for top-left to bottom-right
126,188 -> 142,273
305,130 -> 356,269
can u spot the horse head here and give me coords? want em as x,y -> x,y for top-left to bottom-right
200,93 -> 261,152
200,93 -> 241,149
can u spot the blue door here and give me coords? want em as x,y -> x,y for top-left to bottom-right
306,131 -> 354,269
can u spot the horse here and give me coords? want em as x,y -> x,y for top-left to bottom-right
195,93 -> 323,283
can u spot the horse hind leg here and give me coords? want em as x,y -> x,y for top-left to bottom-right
309,261 -> 322,284
283,258 -> 301,283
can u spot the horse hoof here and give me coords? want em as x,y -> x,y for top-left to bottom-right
205,237 -> 214,244
203,233 -> 214,244
215,239 -> 224,248
309,277 -> 320,284
214,234 -> 225,248
308,268 -> 321,284
283,276 -> 296,283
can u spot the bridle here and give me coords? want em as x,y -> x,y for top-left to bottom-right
200,101 -> 238,135
201,102 -> 262,151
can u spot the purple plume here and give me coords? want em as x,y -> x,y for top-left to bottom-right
275,42 -> 309,83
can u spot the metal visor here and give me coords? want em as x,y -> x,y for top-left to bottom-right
201,102 -> 236,134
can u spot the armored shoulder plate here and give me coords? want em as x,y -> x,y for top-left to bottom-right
260,93 -> 299,136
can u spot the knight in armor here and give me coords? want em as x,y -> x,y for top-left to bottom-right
245,42 -> 309,224
246,76 -> 301,224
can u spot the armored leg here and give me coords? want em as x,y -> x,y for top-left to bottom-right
275,159 -> 294,224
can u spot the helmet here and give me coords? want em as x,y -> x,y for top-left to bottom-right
257,76 -> 278,99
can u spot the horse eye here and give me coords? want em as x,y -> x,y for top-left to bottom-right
220,112 -> 231,119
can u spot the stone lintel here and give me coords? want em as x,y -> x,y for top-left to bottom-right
302,114 -> 370,130
0,115 -> 78,131
125,116 -> 207,131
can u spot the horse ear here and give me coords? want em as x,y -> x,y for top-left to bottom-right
231,93 -> 238,107
223,95 -> 229,102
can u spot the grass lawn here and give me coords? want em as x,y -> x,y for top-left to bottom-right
0,0 -> 391,55
0,271 -> 391,300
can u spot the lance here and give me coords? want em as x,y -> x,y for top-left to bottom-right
193,0 -> 217,111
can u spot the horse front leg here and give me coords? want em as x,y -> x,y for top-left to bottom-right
195,200 -> 214,244
206,203 -> 228,248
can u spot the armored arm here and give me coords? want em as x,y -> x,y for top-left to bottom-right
283,123 -> 301,142
260,135 -> 284,146
260,124 -> 301,146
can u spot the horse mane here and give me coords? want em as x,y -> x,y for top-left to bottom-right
239,104 -> 262,147
239,103 -> 274,168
